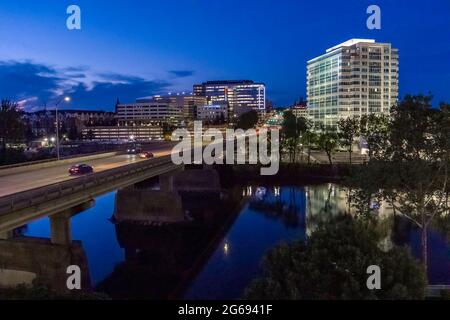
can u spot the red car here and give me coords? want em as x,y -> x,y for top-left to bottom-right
69,164 -> 94,175
139,151 -> 154,159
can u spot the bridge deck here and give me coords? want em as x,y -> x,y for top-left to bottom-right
0,146 -> 172,198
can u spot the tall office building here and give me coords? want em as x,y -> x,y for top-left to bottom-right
193,80 -> 266,118
307,39 -> 399,129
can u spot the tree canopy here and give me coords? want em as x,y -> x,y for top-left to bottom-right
235,110 -> 259,130
244,216 -> 426,300
346,94 -> 450,274
0,99 -> 25,149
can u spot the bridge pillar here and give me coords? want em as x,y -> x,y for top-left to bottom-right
159,173 -> 174,192
159,167 -> 184,192
50,214 -> 72,245
0,230 -> 14,240
48,201 -> 94,246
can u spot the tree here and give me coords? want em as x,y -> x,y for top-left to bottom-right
24,122 -> 35,142
338,117 -> 360,164
350,95 -> 450,275
235,110 -> 259,130
244,216 -> 426,300
381,95 -> 449,274
68,123 -> 80,141
359,113 -> 389,160
0,99 -> 25,149
317,130 -> 338,165
300,130 -> 318,165
281,111 -> 308,162
85,129 -> 95,141
219,112 -> 226,124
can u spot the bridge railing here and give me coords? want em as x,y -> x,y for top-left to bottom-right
0,151 -> 127,178
0,155 -> 175,216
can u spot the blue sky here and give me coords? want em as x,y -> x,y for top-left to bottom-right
0,0 -> 449,110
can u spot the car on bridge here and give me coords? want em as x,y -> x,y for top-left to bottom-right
127,146 -> 143,154
69,164 -> 94,176
139,151 -> 154,159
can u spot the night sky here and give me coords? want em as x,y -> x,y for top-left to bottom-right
0,0 -> 449,111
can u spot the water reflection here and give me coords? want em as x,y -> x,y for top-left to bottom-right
1,177 -> 449,299
96,169 -> 242,299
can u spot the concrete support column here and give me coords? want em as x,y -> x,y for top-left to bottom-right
0,230 -> 14,240
159,173 -> 174,192
159,167 -> 184,192
48,201 -> 93,245
50,215 -> 72,245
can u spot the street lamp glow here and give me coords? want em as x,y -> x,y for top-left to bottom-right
54,96 -> 72,161
224,242 -> 230,255
50,137 -> 56,143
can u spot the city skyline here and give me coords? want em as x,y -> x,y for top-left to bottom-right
0,0 -> 449,111
0,1 -> 449,303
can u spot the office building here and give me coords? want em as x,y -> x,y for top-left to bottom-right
115,101 -> 182,126
142,94 -> 207,122
196,103 -> 228,123
307,39 -> 399,129
23,109 -> 116,138
82,125 -> 163,142
289,99 -> 308,119
193,80 -> 266,118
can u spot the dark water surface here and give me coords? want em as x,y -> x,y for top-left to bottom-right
20,179 -> 450,299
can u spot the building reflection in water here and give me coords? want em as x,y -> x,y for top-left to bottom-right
1,179 -> 448,298
245,185 -> 306,230
96,168 -> 244,299
305,183 -> 395,250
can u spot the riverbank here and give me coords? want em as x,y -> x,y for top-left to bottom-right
213,163 -> 354,186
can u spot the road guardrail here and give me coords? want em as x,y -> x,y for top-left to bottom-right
0,155 -> 176,216
0,152 -> 123,178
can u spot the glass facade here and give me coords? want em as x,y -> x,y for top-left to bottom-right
194,80 -> 266,117
307,39 -> 399,129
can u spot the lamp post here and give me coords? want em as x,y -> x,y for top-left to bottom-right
55,96 -> 71,160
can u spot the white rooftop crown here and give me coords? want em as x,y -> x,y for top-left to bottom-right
326,39 -> 376,53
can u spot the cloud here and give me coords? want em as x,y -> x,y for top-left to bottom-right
169,70 -> 195,78
0,60 -> 63,104
98,72 -> 145,83
67,78 -> 171,110
0,61 -> 173,111
63,66 -> 90,73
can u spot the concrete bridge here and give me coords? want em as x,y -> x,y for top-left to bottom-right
0,147 -> 182,238
0,201 -> 94,293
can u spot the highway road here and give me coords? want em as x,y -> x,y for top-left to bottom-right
0,145 -> 173,198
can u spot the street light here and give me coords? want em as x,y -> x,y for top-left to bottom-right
55,96 -> 71,160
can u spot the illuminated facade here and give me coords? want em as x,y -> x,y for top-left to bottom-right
193,80 -> 266,117
197,103 -> 228,122
307,39 -> 399,129
82,125 -> 163,141
115,101 -> 182,126
145,94 -> 207,122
